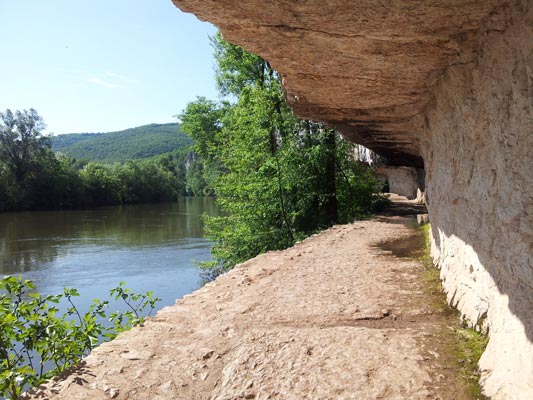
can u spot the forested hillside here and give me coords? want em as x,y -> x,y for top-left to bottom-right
0,110 -> 213,212
51,123 -> 191,162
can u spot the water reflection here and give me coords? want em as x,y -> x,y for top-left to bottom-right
0,197 -> 218,274
0,197 -> 220,309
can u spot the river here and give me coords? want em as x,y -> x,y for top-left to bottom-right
0,197 -> 220,312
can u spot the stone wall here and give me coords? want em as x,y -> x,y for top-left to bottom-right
422,4 -> 533,398
377,166 -> 424,201
353,144 -> 382,166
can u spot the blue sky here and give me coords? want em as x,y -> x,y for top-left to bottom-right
0,0 -> 218,134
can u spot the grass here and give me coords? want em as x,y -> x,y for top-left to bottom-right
416,222 -> 489,399
417,224 -> 450,313
453,326 -> 489,399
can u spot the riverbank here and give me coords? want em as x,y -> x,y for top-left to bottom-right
23,196 -> 480,399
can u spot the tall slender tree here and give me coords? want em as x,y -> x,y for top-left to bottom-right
180,34 -> 385,271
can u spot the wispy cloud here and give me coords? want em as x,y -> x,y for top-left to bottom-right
56,66 -> 139,89
67,70 -> 139,89
87,77 -> 118,89
104,71 -> 137,84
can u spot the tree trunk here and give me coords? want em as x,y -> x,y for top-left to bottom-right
323,130 -> 338,225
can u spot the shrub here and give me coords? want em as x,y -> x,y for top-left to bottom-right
0,276 -> 160,399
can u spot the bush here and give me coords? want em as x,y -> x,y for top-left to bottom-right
0,276 -> 160,399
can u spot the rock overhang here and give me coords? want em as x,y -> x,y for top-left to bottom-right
168,2 -> 533,398
171,0 -> 508,167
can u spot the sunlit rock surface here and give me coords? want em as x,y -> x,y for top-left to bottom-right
423,7 -> 533,397
172,1 -> 533,398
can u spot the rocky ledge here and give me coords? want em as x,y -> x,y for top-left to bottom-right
172,0 -> 508,166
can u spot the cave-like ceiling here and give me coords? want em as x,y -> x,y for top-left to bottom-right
172,0 -> 508,167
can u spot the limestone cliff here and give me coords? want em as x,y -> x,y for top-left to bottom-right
171,1 -> 533,398
423,7 -> 533,396
173,0 -> 510,167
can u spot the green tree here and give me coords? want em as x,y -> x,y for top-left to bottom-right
27,153 -> 84,210
0,109 -> 49,184
185,157 -> 208,196
179,97 -> 224,160
181,35 -> 385,272
212,32 -> 268,96
0,109 -> 198,212
80,163 -> 122,206
0,109 -> 84,211
179,97 -> 226,195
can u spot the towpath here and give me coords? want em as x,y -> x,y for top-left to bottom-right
25,197 -> 474,399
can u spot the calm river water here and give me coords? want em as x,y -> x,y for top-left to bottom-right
0,197 -> 219,312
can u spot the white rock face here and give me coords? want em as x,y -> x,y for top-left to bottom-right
422,5 -> 533,398
353,144 -> 382,166
379,166 -> 420,200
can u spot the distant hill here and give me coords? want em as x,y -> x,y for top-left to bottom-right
51,123 -> 192,162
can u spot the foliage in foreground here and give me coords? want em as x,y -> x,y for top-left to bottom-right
0,276 -> 160,400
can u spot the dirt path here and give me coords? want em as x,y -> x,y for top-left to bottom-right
25,198 -> 474,400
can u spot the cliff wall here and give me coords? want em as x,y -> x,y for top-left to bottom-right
172,1 -> 533,397
422,5 -> 533,397
173,0 -> 509,167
